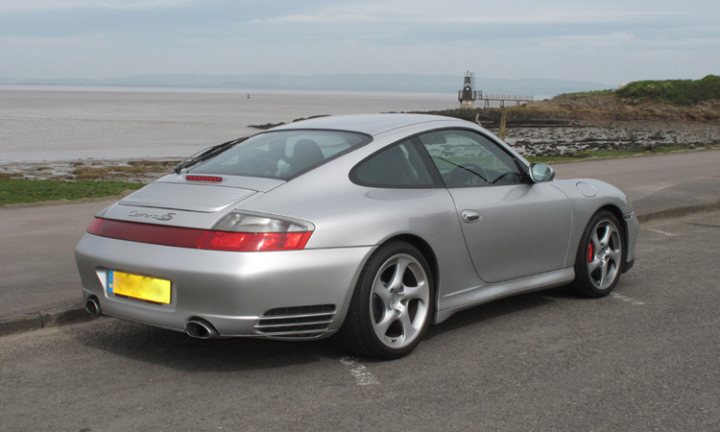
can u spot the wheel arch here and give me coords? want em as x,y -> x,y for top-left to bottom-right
334,233 -> 440,358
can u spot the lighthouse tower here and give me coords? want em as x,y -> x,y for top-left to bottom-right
458,71 -> 479,109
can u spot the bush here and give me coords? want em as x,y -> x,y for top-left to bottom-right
617,75 -> 720,105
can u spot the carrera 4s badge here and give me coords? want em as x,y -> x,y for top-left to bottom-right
127,210 -> 176,221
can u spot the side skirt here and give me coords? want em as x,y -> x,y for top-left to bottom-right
434,267 -> 575,324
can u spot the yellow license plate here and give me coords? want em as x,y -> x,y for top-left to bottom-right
107,270 -> 171,304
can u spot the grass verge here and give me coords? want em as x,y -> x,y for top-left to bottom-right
0,179 -> 142,206
526,145 -> 697,164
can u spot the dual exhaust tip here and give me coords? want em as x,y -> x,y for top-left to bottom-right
85,296 -> 217,340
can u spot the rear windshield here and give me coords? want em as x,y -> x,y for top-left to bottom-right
189,130 -> 371,180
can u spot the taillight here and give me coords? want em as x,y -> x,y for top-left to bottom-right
212,213 -> 310,233
86,213 -> 314,252
198,231 -> 312,251
204,212 -> 313,251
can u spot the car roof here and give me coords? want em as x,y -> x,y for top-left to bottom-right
270,113 -> 459,136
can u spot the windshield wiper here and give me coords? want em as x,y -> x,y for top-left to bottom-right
436,157 -> 488,183
174,137 -> 248,174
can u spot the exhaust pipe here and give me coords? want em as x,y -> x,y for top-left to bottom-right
185,318 -> 218,339
85,297 -> 101,315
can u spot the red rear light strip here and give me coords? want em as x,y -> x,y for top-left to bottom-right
86,218 -> 312,251
186,175 -> 223,183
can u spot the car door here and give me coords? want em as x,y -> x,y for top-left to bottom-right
417,129 -> 572,283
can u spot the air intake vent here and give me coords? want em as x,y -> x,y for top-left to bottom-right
255,304 -> 336,338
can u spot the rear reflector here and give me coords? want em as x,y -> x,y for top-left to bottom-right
186,175 -> 223,183
86,218 -> 312,251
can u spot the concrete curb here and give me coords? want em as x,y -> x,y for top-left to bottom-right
1,201 -> 718,338
0,303 -> 99,337
637,201 -> 720,223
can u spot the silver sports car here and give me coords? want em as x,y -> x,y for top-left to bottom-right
76,114 -> 638,359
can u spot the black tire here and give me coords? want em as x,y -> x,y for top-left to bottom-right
570,210 -> 625,298
335,241 -> 434,359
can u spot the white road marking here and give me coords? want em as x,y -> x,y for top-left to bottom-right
340,357 -> 379,386
646,228 -> 679,237
611,292 -> 646,306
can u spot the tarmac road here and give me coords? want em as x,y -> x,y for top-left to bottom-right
2,150 -> 719,319
554,150 -> 720,217
1,210 -> 719,432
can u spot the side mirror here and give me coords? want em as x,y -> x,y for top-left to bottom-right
529,163 -> 555,183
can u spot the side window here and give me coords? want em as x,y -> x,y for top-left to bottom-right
418,129 -> 524,188
352,140 -> 435,187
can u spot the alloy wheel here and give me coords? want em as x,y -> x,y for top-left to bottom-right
369,253 -> 430,349
586,219 -> 622,290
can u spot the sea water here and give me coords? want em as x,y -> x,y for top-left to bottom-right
0,86 -> 454,162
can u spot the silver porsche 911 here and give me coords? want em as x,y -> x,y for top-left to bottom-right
75,114 -> 638,358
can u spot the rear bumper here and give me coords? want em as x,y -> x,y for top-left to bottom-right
75,233 -> 373,339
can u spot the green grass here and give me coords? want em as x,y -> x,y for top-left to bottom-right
0,179 -> 142,206
558,89 -> 615,97
616,75 -> 720,105
527,145 -> 691,164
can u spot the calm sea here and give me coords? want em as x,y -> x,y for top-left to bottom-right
0,86 -> 454,162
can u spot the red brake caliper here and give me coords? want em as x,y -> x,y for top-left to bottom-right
587,242 -> 594,263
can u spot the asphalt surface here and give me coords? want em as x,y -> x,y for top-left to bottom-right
0,200 -> 113,316
1,210 -> 719,432
0,150 -> 719,319
555,150 -> 720,218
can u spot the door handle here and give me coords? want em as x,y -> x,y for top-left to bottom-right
461,210 -> 482,223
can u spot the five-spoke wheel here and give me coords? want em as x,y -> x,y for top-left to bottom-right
336,242 -> 433,359
370,253 -> 430,348
572,210 -> 625,297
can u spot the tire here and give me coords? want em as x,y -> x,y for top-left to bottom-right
335,241 -> 434,359
570,210 -> 625,298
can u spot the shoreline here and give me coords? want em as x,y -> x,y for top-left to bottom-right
4,86 -> 719,164
0,158 -> 180,184
4,117 -> 719,164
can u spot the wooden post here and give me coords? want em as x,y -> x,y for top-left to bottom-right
498,108 -> 508,140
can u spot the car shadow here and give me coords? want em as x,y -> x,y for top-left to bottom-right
73,287 -> 579,370
73,320 -> 340,372
425,286 -> 575,340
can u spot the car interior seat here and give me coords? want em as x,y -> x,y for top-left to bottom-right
291,139 -> 325,173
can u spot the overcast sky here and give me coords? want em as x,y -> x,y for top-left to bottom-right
1,0 -> 718,85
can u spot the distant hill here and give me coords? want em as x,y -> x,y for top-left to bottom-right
0,73 -> 610,97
